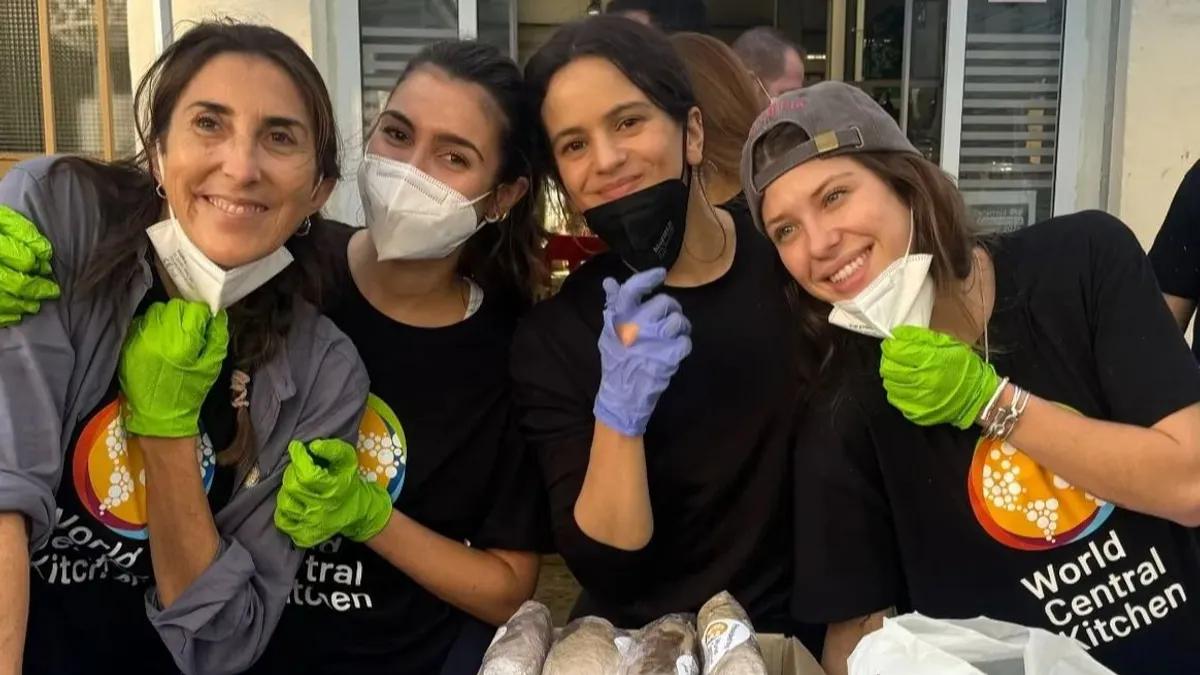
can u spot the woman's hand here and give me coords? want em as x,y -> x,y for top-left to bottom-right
119,299 -> 228,437
594,267 -> 693,437
0,206 -> 59,327
880,325 -> 999,429
274,439 -> 393,548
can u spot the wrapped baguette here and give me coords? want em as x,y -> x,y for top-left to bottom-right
698,592 -> 767,675
542,616 -> 624,675
478,601 -> 554,675
620,613 -> 700,675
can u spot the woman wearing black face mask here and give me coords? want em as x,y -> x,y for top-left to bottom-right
513,16 -> 816,646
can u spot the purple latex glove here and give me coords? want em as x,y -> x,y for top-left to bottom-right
594,268 -> 693,437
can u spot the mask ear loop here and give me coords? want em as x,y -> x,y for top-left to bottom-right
296,172 -> 325,238
681,122 -> 730,265
155,149 -> 177,221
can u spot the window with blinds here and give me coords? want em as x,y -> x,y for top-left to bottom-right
956,0 -> 1065,232
358,0 -> 516,136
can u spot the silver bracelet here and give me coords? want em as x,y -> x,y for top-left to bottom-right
979,377 -> 1010,428
987,385 -> 1031,441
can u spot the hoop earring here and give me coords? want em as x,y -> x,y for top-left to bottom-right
296,216 -> 312,237
155,183 -> 166,199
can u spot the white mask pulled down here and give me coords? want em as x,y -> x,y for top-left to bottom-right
827,212 -> 935,339
358,154 -> 493,261
146,151 -> 297,314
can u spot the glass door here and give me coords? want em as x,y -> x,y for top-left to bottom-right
833,0 -> 949,162
940,0 -> 1066,232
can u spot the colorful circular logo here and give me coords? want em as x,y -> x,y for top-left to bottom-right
968,434 -> 1114,550
356,394 -> 407,502
72,398 -> 216,539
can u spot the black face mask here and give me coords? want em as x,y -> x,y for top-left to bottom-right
583,132 -> 691,271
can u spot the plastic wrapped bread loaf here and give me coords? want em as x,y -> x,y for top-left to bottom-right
620,613 -> 700,675
698,592 -> 767,675
478,601 -> 554,675
542,616 -> 624,675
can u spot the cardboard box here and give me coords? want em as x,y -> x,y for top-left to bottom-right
759,634 -> 827,675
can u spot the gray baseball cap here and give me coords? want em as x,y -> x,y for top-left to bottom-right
740,81 -> 920,233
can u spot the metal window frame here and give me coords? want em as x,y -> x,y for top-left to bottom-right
938,0 -> 968,178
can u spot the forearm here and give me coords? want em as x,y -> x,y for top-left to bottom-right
1002,387 -> 1200,523
0,513 -> 29,675
822,609 -> 891,675
365,512 -> 537,626
573,421 -> 653,550
141,436 -> 221,607
1163,293 -> 1196,331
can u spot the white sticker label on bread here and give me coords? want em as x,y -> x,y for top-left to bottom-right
701,619 -> 751,672
677,653 -> 700,675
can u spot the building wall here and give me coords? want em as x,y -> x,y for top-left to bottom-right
1109,0 -> 1200,248
127,0 -> 318,115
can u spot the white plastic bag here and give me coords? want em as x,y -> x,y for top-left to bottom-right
848,613 -> 1116,675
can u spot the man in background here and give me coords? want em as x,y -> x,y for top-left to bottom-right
733,26 -> 806,97
605,0 -> 708,33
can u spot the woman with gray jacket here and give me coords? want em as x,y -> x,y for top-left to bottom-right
0,22 -> 367,674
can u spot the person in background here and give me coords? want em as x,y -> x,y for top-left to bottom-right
0,21 -> 368,674
605,0 -> 659,27
733,26 -> 807,98
1149,158 -> 1200,360
605,0 -> 709,34
670,31 -> 770,206
744,82 -> 1200,675
514,14 -> 820,651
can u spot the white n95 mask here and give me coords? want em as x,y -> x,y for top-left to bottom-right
827,212 -> 935,339
146,216 -> 294,314
146,151 -> 296,313
358,154 -> 493,261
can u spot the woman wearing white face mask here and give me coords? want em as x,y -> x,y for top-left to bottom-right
743,82 -> 1200,675
249,41 -> 549,675
0,22 -> 367,675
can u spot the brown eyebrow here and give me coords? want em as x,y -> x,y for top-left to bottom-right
811,171 -> 855,199
187,100 -> 307,134
764,171 -> 857,229
548,100 -> 655,149
377,109 -> 484,162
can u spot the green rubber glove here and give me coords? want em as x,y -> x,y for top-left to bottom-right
274,439 -> 393,548
0,205 -> 60,327
879,325 -> 1000,429
119,299 -> 229,437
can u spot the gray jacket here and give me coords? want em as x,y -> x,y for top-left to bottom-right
0,157 -> 369,674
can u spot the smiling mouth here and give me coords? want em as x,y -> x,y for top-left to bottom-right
204,195 -> 268,216
597,176 -> 642,201
829,249 -> 869,284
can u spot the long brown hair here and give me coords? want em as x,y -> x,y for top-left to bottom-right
56,19 -> 341,468
380,40 -> 547,310
753,124 -> 977,385
669,32 -> 768,201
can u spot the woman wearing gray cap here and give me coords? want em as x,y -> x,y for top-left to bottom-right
742,81 -> 1200,674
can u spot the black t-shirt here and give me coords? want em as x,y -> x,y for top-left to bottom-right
511,202 -> 800,633
24,266 -> 238,674
1149,158 -> 1200,360
794,211 -> 1200,674
253,223 -> 549,675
